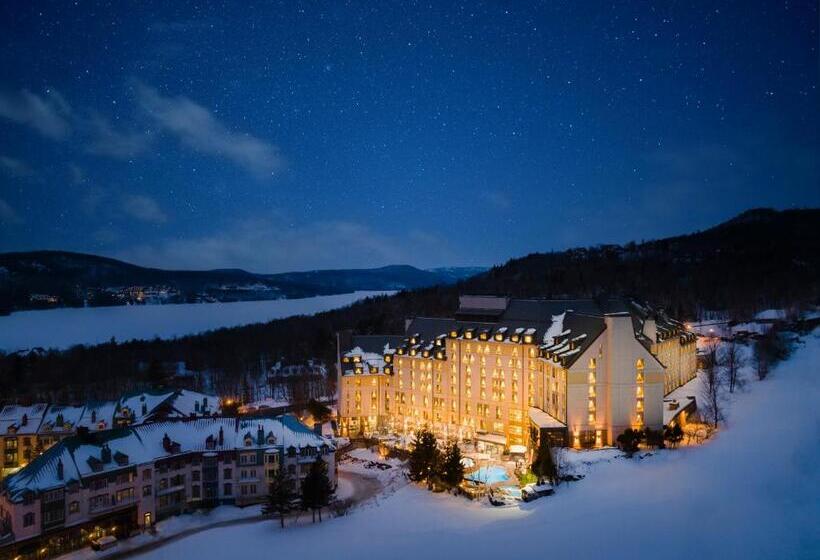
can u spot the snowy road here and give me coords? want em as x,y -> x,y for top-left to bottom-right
131,330 -> 820,560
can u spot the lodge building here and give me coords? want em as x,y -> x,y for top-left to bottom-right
0,416 -> 335,559
337,296 -> 697,451
1,390 -> 218,481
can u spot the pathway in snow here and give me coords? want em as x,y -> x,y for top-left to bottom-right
55,470 -> 390,560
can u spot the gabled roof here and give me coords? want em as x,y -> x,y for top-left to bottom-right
39,405 -> 85,434
0,404 -> 48,435
2,415 -> 332,502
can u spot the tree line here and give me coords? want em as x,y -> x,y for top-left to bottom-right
1,208 -> 816,402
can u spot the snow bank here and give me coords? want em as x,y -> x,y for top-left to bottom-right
0,291 -> 393,351
134,331 -> 820,560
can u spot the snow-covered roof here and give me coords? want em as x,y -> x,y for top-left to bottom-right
117,390 -> 176,423
165,390 -> 219,418
39,405 -> 85,435
2,415 -> 333,501
77,401 -> 119,431
529,407 -> 566,429
0,403 -> 48,435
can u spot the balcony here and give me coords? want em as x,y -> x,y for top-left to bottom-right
156,484 -> 186,497
89,495 -> 137,515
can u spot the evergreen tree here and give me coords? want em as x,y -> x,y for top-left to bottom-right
301,457 -> 335,522
438,440 -> 465,488
147,358 -> 165,386
616,428 -> 642,457
643,427 -> 666,449
263,468 -> 295,528
530,438 -> 557,484
663,424 -> 684,448
306,399 -> 332,423
408,428 -> 440,489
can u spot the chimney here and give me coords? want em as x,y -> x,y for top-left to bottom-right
141,402 -> 148,416
162,433 -> 171,452
21,413 -> 28,427
100,444 -> 112,463
91,410 -> 97,423
256,425 -> 264,446
218,426 -> 224,446
56,458 -> 64,480
313,422 -> 323,436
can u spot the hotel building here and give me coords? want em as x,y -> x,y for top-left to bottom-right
0,415 -> 335,559
338,296 -> 696,450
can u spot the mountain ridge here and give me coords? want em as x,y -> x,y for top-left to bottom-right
0,251 -> 485,313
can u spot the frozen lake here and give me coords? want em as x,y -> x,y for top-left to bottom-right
0,291 -> 392,351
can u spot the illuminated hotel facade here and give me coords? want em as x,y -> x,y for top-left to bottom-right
338,296 -> 697,450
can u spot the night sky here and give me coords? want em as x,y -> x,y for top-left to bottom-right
0,1 -> 817,272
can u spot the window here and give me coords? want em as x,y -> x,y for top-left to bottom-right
223,468 -> 232,479
115,488 -> 134,503
192,470 -> 201,482
143,485 -> 152,497
143,469 -> 152,480
192,485 -> 201,498
223,483 -> 232,496
69,500 -> 79,513
23,512 -> 35,527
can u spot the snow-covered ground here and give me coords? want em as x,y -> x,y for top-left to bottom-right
132,329 -> 820,560
0,291 -> 392,351
58,505 -> 262,560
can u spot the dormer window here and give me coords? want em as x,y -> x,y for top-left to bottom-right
244,436 -> 253,447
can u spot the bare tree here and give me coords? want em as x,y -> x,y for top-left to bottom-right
719,338 -> 745,393
700,339 -> 724,427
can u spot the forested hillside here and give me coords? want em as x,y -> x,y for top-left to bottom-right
1,208 -> 817,402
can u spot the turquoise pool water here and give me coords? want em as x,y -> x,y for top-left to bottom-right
466,466 -> 509,484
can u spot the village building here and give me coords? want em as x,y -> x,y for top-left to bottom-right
0,390 -> 218,481
337,296 -> 697,451
0,415 -> 334,559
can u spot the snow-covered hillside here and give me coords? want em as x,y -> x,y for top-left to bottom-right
0,291 -> 392,351
133,331 -> 820,559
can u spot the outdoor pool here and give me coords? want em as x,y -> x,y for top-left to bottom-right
465,466 -> 509,484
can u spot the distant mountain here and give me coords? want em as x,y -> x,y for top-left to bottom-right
0,251 -> 486,314
2,208 -> 817,399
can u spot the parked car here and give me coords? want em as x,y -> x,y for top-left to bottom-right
91,535 -> 118,551
522,482 -> 554,502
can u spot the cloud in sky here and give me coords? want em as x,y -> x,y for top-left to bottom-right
118,217 -> 452,272
136,83 -> 285,177
0,89 -> 72,139
84,113 -> 152,159
120,194 -> 168,224
0,198 -> 23,226
68,163 -> 87,186
0,155 -> 36,179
